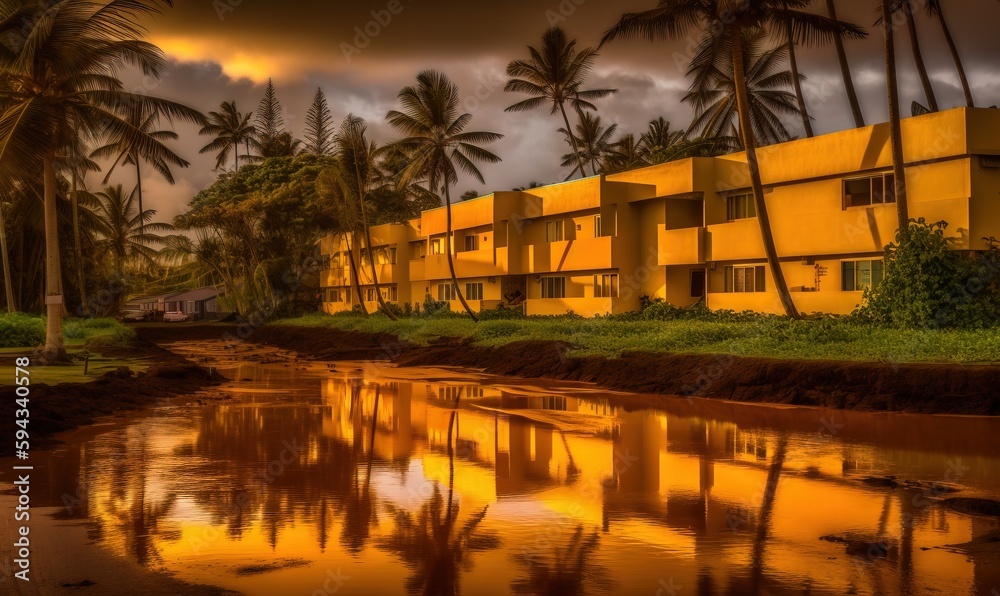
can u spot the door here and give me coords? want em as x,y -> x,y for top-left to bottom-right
690,269 -> 707,298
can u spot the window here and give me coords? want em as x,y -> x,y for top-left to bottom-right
542,396 -> 567,411
724,266 -> 767,293
431,238 -> 445,255
438,283 -> 457,301
594,215 -> 602,237
187,300 -> 196,313
382,286 -> 398,302
842,260 -> 884,291
464,234 -> 480,252
844,174 -> 896,208
365,288 -> 377,302
466,282 -> 484,301
546,220 -> 565,242
389,247 -> 397,264
726,193 -> 756,221
327,289 -> 342,303
594,274 -> 619,298
541,277 -> 566,299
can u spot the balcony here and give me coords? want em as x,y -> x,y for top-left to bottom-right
321,269 -> 349,287
424,249 -> 504,280
409,259 -> 425,282
659,227 -> 705,266
520,237 -> 612,274
705,219 -> 766,262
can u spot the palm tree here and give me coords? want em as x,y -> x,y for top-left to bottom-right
199,101 -> 256,171
602,133 -> 647,174
329,114 -> 397,320
386,70 -> 503,322
0,189 -> 13,312
926,0 -> 974,108
602,0 -> 865,320
683,32 -> 801,149
558,110 -> 617,177
65,132 -> 100,315
504,28 -> 617,179
89,184 -> 173,280
826,0 -> 866,128
890,0 -> 939,112
316,166 -> 370,317
0,0 -> 205,362
91,100 -> 192,234
881,0 -> 909,227
783,20 -> 813,137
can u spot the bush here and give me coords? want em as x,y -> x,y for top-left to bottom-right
421,294 -> 450,316
0,313 -> 45,348
856,219 -> 1000,329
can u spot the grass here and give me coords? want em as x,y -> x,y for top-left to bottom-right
0,313 -> 136,349
275,311 -> 1000,364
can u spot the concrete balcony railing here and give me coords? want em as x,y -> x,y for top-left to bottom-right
520,236 -> 612,274
705,219 -> 766,262
659,227 -> 706,266
409,259 -> 425,282
321,269 -> 349,287
424,249 -> 504,280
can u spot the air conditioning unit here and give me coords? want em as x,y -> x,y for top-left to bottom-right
488,277 -> 496,284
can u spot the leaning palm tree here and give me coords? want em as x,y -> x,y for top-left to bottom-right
386,70 -> 503,322
925,0 -> 974,108
316,167 -> 370,317
881,0 -> 909,228
826,0 -> 866,128
683,32 -> 801,149
199,101 -> 256,171
91,100 -> 192,234
783,20 -> 813,137
504,27 -> 617,179
0,0 -> 206,362
886,0 -> 939,112
602,0 -> 865,320
89,184 -> 173,280
0,188 -> 13,312
329,114 -> 397,320
558,110 -> 617,177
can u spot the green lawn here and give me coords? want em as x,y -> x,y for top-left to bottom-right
275,311 -> 1000,364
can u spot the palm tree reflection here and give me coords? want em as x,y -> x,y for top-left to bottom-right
510,525 -> 614,595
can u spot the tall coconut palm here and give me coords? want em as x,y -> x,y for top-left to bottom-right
0,0 -> 206,362
0,189 -> 13,312
882,0 -> 909,228
199,101 -> 256,172
504,27 -> 617,179
330,114 -> 397,320
316,165 -> 370,317
386,70 -> 503,322
89,184 -> 173,280
65,130 -> 101,315
91,100 -> 192,234
602,0 -> 865,320
683,32 -> 801,149
603,133 -> 647,174
926,0 -> 974,108
558,110 -> 617,178
826,0 -> 866,128
890,0 -> 939,112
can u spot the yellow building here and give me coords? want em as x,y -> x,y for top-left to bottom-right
319,107 -> 1000,316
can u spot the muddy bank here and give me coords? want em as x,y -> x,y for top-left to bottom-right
135,323 -> 1000,416
0,340 -> 224,457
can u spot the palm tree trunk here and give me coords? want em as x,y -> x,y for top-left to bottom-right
902,0 -> 938,112
731,41 -> 800,319
444,185 -> 479,322
234,143 -> 239,172
786,22 -> 813,138
71,168 -> 89,316
135,157 -> 144,235
935,4 -> 974,108
883,0 -> 910,228
558,102 -> 589,179
0,195 -> 14,313
826,0 -> 866,128
41,153 -> 68,362
356,171 -> 397,321
345,232 -> 369,316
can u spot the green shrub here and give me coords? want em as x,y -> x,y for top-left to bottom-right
0,313 -> 45,348
421,294 -> 450,316
857,219 -> 1000,329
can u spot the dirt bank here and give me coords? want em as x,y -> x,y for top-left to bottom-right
0,340 -> 224,457
138,323 -> 1000,416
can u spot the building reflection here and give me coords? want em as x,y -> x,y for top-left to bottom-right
21,363 -> 1000,595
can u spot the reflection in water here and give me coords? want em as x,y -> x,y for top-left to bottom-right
14,341 -> 1000,595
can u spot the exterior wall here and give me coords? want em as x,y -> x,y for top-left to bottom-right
314,108 -> 1000,318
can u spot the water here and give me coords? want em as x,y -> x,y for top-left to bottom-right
10,341 -> 1000,595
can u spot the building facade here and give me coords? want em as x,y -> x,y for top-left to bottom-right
319,108 -> 1000,317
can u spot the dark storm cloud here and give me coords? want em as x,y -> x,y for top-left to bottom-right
120,0 -> 1000,221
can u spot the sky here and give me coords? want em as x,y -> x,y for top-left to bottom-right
114,0 -> 1000,223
